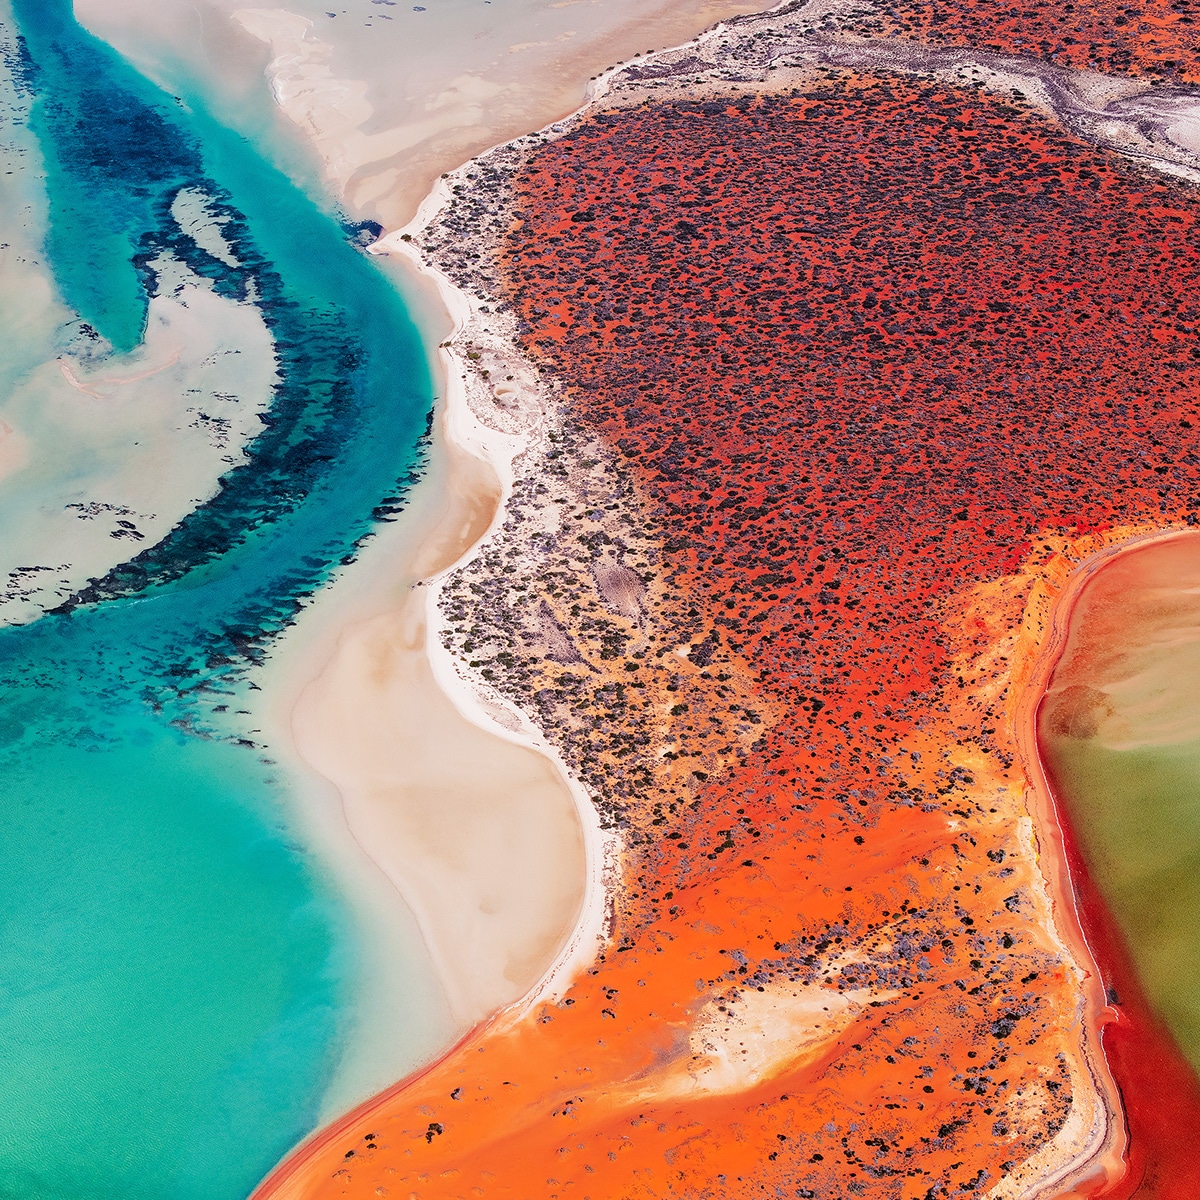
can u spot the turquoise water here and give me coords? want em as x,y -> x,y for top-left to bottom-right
0,3 -> 434,1197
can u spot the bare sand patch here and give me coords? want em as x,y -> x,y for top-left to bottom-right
293,582 -> 587,1026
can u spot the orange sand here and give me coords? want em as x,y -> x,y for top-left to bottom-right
252,522 -> 1134,1198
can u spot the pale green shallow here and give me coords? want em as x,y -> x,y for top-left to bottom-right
1043,736 -> 1200,1069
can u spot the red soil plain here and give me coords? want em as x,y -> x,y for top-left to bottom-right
257,54 -> 1200,1200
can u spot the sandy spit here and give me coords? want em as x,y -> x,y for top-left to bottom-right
288,208 -> 616,1024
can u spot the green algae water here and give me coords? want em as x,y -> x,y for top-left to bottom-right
1039,535 -> 1200,1080
0,3 -> 435,1197
1041,739 -> 1200,1068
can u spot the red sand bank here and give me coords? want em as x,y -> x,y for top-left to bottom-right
256,78 -> 1200,1199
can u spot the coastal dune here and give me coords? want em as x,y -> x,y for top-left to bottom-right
280,194 -> 607,1034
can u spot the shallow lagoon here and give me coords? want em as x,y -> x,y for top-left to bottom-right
0,0 -> 445,1194
1041,533 -> 1200,1074
1043,738 -> 1200,1066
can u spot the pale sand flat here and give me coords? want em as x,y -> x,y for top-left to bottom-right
77,0 -> 770,227
293,585 -> 587,1026
1043,533 -> 1200,752
0,283 -> 275,623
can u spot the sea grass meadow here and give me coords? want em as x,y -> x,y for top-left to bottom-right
0,2 -> 436,1195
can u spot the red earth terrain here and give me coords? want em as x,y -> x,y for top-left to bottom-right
256,76 -> 1200,1200
849,0 -> 1200,82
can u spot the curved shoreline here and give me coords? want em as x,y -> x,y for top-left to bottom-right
249,124 -> 616,1197
370,168 -> 635,1018
286,191 -> 607,1032
975,522 -> 1200,1195
1010,532 -> 1173,1196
